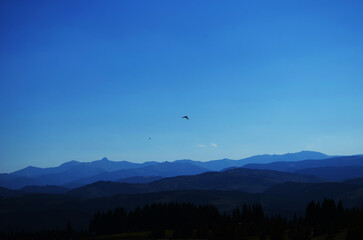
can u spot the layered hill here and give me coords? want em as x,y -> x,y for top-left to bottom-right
20,185 -> 69,194
296,166 -> 363,181
261,181 -> 363,216
66,168 -> 323,198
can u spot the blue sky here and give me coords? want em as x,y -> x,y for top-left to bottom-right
1,0 -> 363,172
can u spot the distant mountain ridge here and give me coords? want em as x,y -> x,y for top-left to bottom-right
0,151 -> 335,189
12,157 -> 159,178
1,158 -> 160,189
173,151 -> 329,171
243,155 -> 363,172
65,161 -> 210,188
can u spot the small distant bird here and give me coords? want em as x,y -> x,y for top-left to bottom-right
149,138 -> 151,140
182,115 -> 189,120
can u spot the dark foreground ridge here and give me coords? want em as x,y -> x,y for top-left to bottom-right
1,199 -> 363,240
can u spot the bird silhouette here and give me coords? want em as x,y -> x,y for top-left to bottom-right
182,115 -> 189,120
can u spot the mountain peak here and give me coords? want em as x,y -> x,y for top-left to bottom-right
91,157 -> 110,163
60,160 -> 80,167
294,150 -> 328,157
24,166 -> 39,170
297,150 -> 324,154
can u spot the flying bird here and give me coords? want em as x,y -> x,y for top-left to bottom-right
182,115 -> 189,120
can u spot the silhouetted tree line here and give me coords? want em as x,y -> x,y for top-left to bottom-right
1,199 -> 363,239
300,199 -> 363,240
285,199 -> 363,240
89,202 -> 287,239
89,199 -> 363,239
89,202 -> 221,238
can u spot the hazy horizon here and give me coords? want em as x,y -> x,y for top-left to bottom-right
3,149 -> 362,174
1,1 -> 363,173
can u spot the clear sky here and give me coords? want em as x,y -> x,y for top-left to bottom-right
1,0 -> 363,172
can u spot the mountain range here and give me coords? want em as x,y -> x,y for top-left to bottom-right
1,150 -> 363,232
0,151 -> 331,189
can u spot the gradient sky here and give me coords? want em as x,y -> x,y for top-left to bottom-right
1,0 -> 363,172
